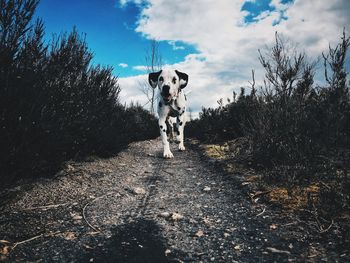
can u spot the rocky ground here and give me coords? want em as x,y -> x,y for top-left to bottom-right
0,139 -> 349,262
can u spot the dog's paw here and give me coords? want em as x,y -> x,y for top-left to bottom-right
163,150 -> 174,159
178,144 -> 186,151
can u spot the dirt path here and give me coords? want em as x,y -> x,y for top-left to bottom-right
0,139 -> 349,262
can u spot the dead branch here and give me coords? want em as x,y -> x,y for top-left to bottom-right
82,192 -> 118,233
256,207 -> 266,217
266,247 -> 291,255
251,190 -> 272,199
248,69 -> 256,90
319,219 -> 334,233
11,231 -> 61,251
281,221 -> 298,227
23,202 -> 77,210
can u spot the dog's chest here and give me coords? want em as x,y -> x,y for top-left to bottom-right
166,98 -> 185,117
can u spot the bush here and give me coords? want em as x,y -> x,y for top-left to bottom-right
187,88 -> 260,142
189,32 -> 350,166
188,32 -> 350,211
0,0 -> 158,183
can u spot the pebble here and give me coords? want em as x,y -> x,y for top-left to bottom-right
133,187 -> 146,195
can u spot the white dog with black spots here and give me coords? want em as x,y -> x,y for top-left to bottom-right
148,69 -> 189,158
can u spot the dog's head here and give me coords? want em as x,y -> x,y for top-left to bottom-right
148,69 -> 188,103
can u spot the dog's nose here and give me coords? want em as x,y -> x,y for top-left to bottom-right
162,85 -> 170,95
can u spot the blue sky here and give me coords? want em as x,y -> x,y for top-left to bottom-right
36,0 -> 197,77
35,0 -> 349,114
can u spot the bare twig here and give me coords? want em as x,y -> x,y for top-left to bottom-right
281,221 -> 298,227
23,202 -> 77,210
11,231 -> 61,250
248,69 -> 256,91
319,219 -> 334,233
163,170 -> 174,175
12,234 -> 43,249
82,192 -> 118,232
256,207 -> 266,217
266,247 -> 291,255
251,190 -> 272,199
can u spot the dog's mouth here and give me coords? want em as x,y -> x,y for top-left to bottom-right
162,95 -> 172,102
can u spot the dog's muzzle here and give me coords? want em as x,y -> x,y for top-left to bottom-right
161,85 -> 171,101
161,94 -> 172,103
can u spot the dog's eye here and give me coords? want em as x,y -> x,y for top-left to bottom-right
172,77 -> 176,84
159,76 -> 164,82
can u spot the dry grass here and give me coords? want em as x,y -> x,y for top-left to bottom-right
204,144 -> 230,160
267,184 -> 320,211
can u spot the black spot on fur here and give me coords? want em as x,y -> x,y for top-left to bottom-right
159,102 -> 162,107
179,122 -> 183,126
162,129 -> 166,132
177,106 -> 181,110
160,125 -> 163,129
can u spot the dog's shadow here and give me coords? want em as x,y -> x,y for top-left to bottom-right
80,218 -> 187,263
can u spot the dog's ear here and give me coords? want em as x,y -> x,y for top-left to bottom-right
175,70 -> 188,89
148,70 -> 162,89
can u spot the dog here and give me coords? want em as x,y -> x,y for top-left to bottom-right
148,69 -> 189,158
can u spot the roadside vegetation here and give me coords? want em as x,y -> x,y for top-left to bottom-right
0,0 -> 158,187
188,32 -> 350,218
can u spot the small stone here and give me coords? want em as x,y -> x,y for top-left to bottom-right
171,212 -> 184,221
133,187 -> 146,195
234,245 -> 241,250
195,230 -> 204,237
203,218 -> 211,225
269,224 -> 278,230
63,232 -> 76,240
165,249 -> 171,256
203,186 -> 211,191
158,212 -> 171,218
72,215 -> 83,220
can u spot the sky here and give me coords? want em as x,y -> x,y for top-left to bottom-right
36,0 -> 350,116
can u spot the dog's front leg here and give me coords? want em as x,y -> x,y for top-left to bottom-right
159,117 -> 174,159
176,114 -> 186,151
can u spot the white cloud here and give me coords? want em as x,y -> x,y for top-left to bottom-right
118,0 -> 350,115
118,74 -> 149,106
118,63 -> 128,68
133,65 -> 148,71
119,0 -> 144,7
168,40 -> 185,50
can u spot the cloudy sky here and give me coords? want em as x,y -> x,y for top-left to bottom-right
37,0 -> 349,115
